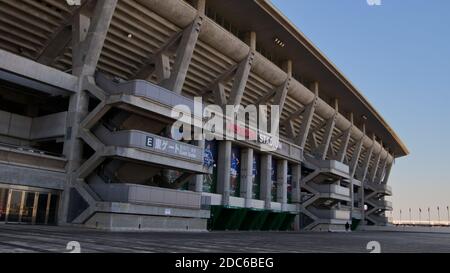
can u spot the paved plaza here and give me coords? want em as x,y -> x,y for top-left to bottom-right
0,224 -> 449,253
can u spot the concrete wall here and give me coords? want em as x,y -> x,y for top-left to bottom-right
0,110 -> 67,140
84,212 -> 208,232
91,183 -> 202,209
0,162 -> 65,190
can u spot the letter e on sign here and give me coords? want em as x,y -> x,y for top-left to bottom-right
146,136 -> 154,147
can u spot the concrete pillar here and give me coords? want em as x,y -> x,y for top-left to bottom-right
291,163 -> 301,231
291,164 -> 301,204
282,60 -> 293,77
240,148 -> 253,207
260,153 -> 272,209
192,0 -> 206,14
277,159 -> 288,209
382,160 -> 393,184
189,139 -> 205,192
217,141 -> 232,206
244,31 -> 257,51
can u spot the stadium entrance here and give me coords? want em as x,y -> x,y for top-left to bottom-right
0,186 -> 59,225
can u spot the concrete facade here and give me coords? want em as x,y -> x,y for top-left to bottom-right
0,0 -> 407,232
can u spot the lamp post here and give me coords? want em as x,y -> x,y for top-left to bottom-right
447,206 -> 449,226
437,206 -> 440,225
409,208 -> 412,224
419,208 -> 422,224
399,209 -> 402,225
428,207 -> 431,225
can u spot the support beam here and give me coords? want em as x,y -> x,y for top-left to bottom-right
244,31 -> 257,51
350,136 -> 364,179
36,0 -> 93,66
294,82 -> 318,148
277,159 -> 288,209
382,158 -> 394,184
72,0 -> 118,76
273,78 -> 291,113
337,113 -> 353,162
135,31 -> 183,80
154,53 -> 171,83
369,145 -> 383,183
291,164 -> 301,204
271,77 -> 291,134
294,101 -> 316,148
193,139 -> 205,192
192,0 -> 206,14
61,1 -> 118,225
285,120 -> 296,139
217,141 -> 232,206
260,154 -> 272,209
228,51 -> 255,106
359,136 -> 375,182
37,26 -> 72,66
376,151 -> 389,184
212,82 -> 227,107
240,148 -> 254,207
337,126 -> 352,162
162,16 -> 204,94
313,113 -> 337,160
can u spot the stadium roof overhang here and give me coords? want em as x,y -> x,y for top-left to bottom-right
206,0 -> 408,157
0,0 -> 408,157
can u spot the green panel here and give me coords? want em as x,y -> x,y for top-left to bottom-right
250,210 -> 270,230
272,213 -> 288,230
261,212 -> 278,230
209,206 -> 250,231
280,213 -> 297,231
208,206 -> 223,230
351,218 -> 361,231
225,208 -> 248,230
239,210 -> 260,230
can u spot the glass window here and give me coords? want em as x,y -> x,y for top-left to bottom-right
7,191 -> 22,222
21,192 -> 35,223
0,188 -> 8,222
36,193 -> 49,224
47,194 -> 59,225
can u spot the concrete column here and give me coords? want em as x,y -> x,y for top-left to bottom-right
244,31 -> 256,51
59,1 -> 117,225
60,12 -> 91,225
291,164 -> 301,204
382,160 -> 393,184
217,141 -> 232,206
240,148 -> 254,207
260,153 -> 272,209
189,139 -> 205,192
277,159 -> 288,210
281,60 -> 293,77
192,0 -> 206,14
291,163 -> 301,231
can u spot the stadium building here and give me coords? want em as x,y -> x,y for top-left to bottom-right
0,0 -> 408,231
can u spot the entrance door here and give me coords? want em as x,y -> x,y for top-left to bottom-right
0,187 -> 60,225
35,193 -> 49,224
21,192 -> 36,224
6,190 -> 22,222
0,188 -> 8,222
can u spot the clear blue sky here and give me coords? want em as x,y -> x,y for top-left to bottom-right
271,0 -> 450,221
